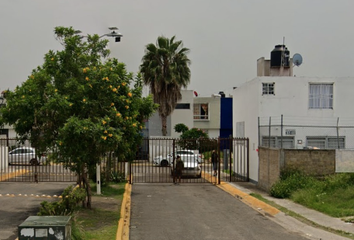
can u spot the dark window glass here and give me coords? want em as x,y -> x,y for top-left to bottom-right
175,103 -> 190,109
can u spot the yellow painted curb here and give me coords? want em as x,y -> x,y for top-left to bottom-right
116,181 -> 131,240
0,169 -> 29,181
203,171 -> 280,217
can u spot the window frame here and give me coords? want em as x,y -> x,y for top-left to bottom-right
193,103 -> 209,120
306,136 -> 345,149
309,83 -> 333,109
262,82 -> 275,95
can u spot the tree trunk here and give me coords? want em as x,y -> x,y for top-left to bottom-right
82,171 -> 92,209
161,115 -> 167,136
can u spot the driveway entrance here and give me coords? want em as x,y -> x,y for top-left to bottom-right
130,138 -> 249,184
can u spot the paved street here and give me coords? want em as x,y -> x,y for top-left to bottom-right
129,183 -> 311,240
0,182 -> 75,240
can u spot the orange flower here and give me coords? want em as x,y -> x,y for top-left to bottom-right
108,134 -> 113,137
102,120 -> 107,125
128,92 -> 132,97
101,136 -> 107,140
111,103 -> 114,107
122,82 -> 126,86
125,105 -> 129,109
104,130 -> 108,134
132,123 -> 137,127
112,88 -> 117,92
85,77 -> 89,81
116,113 -> 121,117
83,99 -> 86,102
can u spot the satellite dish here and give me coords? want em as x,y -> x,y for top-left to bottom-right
293,53 -> 303,66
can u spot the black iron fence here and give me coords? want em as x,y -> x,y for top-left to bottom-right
0,137 -> 248,184
130,137 -> 249,184
0,138 -> 125,182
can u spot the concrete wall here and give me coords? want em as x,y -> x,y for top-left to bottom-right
258,147 -> 336,192
258,147 -> 281,191
335,149 -> 354,172
233,79 -> 260,182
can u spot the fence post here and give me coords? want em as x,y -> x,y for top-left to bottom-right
281,114 -> 283,149
337,117 -> 340,149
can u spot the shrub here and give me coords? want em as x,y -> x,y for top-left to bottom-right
111,171 -> 126,183
38,185 -> 86,216
270,168 -> 314,198
174,123 -> 189,133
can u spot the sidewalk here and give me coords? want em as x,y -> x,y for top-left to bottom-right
227,181 -> 354,239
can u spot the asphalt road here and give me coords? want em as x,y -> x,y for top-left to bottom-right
129,183 -> 311,240
0,182 -> 75,240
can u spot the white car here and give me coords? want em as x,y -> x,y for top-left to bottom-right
153,149 -> 202,167
170,159 -> 202,178
8,147 -> 45,165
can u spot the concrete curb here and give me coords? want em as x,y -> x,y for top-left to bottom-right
0,169 -> 29,182
116,182 -> 131,240
202,171 -> 280,217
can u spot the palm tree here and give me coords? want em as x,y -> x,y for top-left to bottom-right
140,36 -> 191,136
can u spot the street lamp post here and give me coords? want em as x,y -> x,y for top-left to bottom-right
94,27 -> 123,195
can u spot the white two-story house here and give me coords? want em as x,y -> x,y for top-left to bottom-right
233,45 -> 354,183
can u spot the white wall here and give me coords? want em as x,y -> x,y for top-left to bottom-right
233,76 -> 354,183
171,90 -> 194,138
233,79 -> 260,182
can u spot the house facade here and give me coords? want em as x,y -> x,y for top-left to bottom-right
233,45 -> 354,183
146,90 -> 232,139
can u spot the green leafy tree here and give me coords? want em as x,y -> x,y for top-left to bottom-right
174,124 -> 210,150
140,36 -> 191,136
174,123 -> 189,134
0,26 -> 157,208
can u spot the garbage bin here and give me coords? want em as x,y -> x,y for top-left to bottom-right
18,216 -> 71,240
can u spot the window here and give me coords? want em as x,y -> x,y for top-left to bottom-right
193,103 -> 209,120
262,136 -> 294,149
262,83 -> 274,95
309,83 -> 333,109
175,103 -> 190,109
307,136 -> 345,149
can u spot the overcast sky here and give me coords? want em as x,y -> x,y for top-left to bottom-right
1,0 -> 353,97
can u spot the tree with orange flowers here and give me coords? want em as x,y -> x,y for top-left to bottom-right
0,26 -> 157,208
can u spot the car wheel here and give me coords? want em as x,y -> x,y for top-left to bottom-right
160,160 -> 168,167
30,159 -> 39,166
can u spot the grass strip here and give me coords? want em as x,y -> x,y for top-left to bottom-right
250,193 -> 354,240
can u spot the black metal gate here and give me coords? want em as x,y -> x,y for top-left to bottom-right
0,139 -> 76,182
130,137 -> 249,184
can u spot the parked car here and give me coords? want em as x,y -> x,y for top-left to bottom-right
153,149 -> 202,167
170,158 -> 202,178
8,147 -> 46,165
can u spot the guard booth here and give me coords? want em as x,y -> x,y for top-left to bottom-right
18,216 -> 71,240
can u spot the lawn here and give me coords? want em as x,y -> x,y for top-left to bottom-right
71,182 -> 126,240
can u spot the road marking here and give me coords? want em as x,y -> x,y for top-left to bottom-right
0,193 -> 61,198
